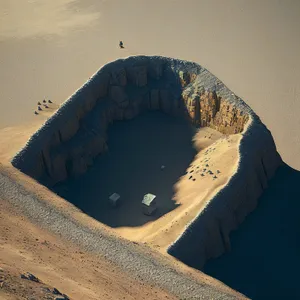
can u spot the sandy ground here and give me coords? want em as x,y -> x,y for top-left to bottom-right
0,199 -> 177,300
0,163 -> 247,300
0,102 -> 59,164
0,0 -> 300,299
53,111 -> 240,251
0,0 -> 299,169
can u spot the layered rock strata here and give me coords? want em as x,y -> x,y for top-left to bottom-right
11,56 -> 282,266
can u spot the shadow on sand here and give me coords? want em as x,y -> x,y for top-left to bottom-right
53,111 -> 198,228
204,164 -> 300,300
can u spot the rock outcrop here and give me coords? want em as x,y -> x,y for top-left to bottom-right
11,56 -> 282,267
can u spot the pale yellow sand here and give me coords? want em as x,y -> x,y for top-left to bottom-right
0,0 -> 299,169
114,129 -> 240,250
0,1 -> 298,298
0,199 -> 176,300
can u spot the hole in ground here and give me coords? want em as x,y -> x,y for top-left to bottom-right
53,111 -> 198,228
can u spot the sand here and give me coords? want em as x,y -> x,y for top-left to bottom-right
0,163 -> 247,300
0,0 -> 299,298
0,0 -> 299,169
0,199 -> 176,300
53,111 -> 240,252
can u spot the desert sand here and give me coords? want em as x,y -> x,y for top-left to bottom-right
1,1 -> 300,299
0,0 -> 299,169
0,199 -> 175,300
53,111 -> 240,252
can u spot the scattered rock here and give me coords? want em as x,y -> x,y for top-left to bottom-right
48,100 -> 53,103
192,178 -> 196,181
189,176 -> 192,180
38,106 -> 42,111
160,165 -> 165,170
37,101 -> 41,105
217,170 -> 221,174
201,173 -> 205,177
42,287 -> 51,293
55,295 -> 69,300
43,99 -> 46,103
205,164 -> 209,167
20,272 -> 40,283
34,111 -> 38,115
53,287 -> 62,295
213,175 -> 217,179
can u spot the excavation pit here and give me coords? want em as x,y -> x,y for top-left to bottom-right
53,111 -> 198,228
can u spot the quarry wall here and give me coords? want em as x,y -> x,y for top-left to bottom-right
12,56 -> 250,186
11,56 -> 282,266
167,117 -> 282,268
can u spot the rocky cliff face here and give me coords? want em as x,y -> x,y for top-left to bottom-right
12,56 -> 252,186
11,56 -> 282,267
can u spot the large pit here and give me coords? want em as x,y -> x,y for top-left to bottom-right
52,110 -> 239,249
11,56 -> 281,268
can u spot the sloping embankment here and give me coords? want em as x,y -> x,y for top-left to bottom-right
0,165 -> 246,299
167,116 -> 282,268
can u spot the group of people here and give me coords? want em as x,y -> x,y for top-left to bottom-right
34,99 -> 53,115
35,40 -> 124,116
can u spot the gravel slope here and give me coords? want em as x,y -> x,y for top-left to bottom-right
0,168 -> 246,300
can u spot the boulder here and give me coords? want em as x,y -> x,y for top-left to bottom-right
150,89 -> 160,110
110,68 -> 127,86
109,86 -> 129,108
127,66 -> 147,87
69,156 -> 88,177
59,118 -> 80,142
148,62 -> 163,80
159,89 -> 172,114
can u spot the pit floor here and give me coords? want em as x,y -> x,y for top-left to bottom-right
55,111 -> 197,225
54,111 -> 238,249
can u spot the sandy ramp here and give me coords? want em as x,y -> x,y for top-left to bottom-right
114,128 -> 240,250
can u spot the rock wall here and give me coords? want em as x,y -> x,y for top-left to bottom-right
167,117 -> 282,269
11,56 -> 251,186
11,55 -> 282,267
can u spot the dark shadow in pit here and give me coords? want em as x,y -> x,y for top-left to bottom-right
53,111 -> 198,228
203,164 -> 300,300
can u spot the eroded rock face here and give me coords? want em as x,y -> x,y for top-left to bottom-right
11,56 -> 282,267
12,57 -> 251,185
